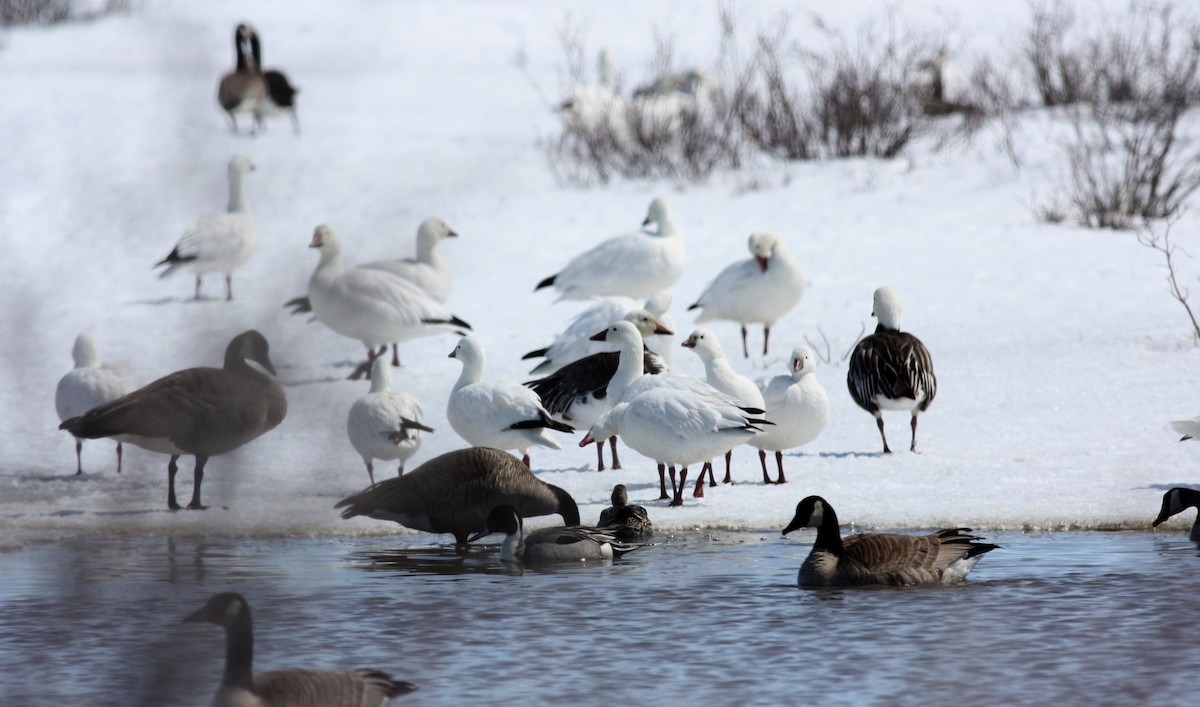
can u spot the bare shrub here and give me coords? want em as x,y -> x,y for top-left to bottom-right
1137,216 -> 1200,343
1,0 -> 131,28
1025,1 -> 1093,106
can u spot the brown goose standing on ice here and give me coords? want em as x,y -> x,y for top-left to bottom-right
216,24 -> 268,133
247,25 -> 301,133
335,447 -> 580,550
58,330 -> 287,510
846,286 -> 936,453
185,592 -> 416,706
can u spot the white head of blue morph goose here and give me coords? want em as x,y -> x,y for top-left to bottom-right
846,286 -> 937,453
184,593 -> 416,706
469,505 -> 641,564
58,330 -> 287,510
781,495 -> 997,587
1153,487 -> 1200,542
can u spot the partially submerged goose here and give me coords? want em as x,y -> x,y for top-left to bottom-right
184,592 -> 416,706
748,345 -> 829,485
682,328 -> 765,486
523,291 -> 676,374
216,24 -> 267,133
597,484 -> 653,540
155,155 -> 257,301
535,198 -> 684,301
335,447 -> 580,549
847,286 -> 937,453
1153,487 -> 1200,541
55,332 -> 137,475
781,495 -> 997,587
687,231 -> 805,357
469,505 -> 640,563
448,336 -> 573,468
347,358 -> 432,486
59,330 -> 287,510
303,224 -> 471,379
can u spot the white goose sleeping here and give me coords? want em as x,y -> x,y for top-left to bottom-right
448,336 -> 573,468
347,358 -> 433,486
55,332 -> 137,475
155,155 -> 257,301
304,224 -> 471,379
523,291 -> 676,374
535,198 -> 684,301
688,231 -> 806,357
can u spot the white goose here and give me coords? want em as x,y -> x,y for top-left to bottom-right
304,224 -> 471,379
535,198 -> 684,301
681,328 -> 765,487
748,345 -> 829,484
155,155 -> 257,301
523,291 -> 676,374
1170,417 -> 1200,441
688,231 -> 806,357
347,358 -> 433,487
360,216 -> 457,302
448,336 -> 573,468
55,332 -> 137,475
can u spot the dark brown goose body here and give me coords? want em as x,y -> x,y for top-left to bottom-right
217,24 -> 268,133
847,323 -> 936,453
335,447 -> 580,549
59,330 -> 287,510
596,484 -> 653,540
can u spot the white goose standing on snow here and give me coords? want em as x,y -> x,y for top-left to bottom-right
304,224 -> 471,379
1169,417 -> 1200,441
155,155 -> 257,301
448,336 -> 573,468
681,328 -> 765,487
535,198 -> 684,301
55,332 -> 137,475
347,358 -> 433,487
748,344 -> 829,484
847,286 -> 936,453
688,231 -> 805,357
523,291 -> 676,374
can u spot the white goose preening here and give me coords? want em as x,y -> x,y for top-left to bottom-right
58,330 -> 287,510
347,358 -> 433,486
184,592 -> 416,706
335,447 -> 581,549
687,231 -> 806,358
525,313 -> 672,471
216,24 -> 267,133
535,198 -> 684,301
246,25 -> 301,134
448,336 -> 573,468
1169,417 -> 1200,441
55,332 -> 137,475
781,495 -> 998,587
748,344 -> 829,485
155,155 -> 257,301
303,224 -> 471,379
597,483 -> 653,540
522,291 -> 676,374
847,286 -> 937,453
681,327 -> 765,487
1153,487 -> 1200,541
469,504 -> 640,564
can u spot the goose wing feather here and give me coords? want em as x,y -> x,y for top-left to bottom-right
254,667 -> 413,705
847,331 -> 937,411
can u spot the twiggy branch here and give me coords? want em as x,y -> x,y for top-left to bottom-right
804,326 -> 833,364
1137,213 -> 1200,343
840,322 -> 867,363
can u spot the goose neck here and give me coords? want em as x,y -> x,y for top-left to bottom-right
499,527 -> 523,562
453,357 -> 484,389
227,170 -> 250,214
222,613 -> 256,693
812,505 -> 845,556
609,342 -> 645,401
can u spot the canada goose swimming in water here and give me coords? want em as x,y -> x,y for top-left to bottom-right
847,286 -> 937,453
781,495 -> 997,587
347,358 -> 433,486
55,332 -> 137,474
597,484 -> 653,540
58,330 -> 287,510
216,24 -> 268,134
1153,487 -> 1200,541
184,592 -> 416,706
335,447 -> 580,550
469,505 -> 640,563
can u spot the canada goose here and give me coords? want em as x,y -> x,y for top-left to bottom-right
747,345 -> 830,485
155,155 -> 257,301
55,332 -> 137,475
535,198 -> 684,301
303,224 -> 471,379
597,484 -> 653,540
347,358 -> 432,486
781,495 -> 997,587
216,24 -> 268,134
687,231 -> 806,358
847,286 -> 937,453
58,330 -> 287,510
447,336 -> 573,468
184,592 -> 416,706
1169,417 -> 1200,441
469,505 -> 640,563
335,447 -> 580,550
1153,487 -> 1200,541
682,327 -> 765,487
522,291 -> 676,375
246,26 -> 300,134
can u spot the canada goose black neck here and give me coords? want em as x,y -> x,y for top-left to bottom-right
811,501 -> 845,556
223,602 -> 256,694
233,26 -> 254,72
552,484 -> 581,525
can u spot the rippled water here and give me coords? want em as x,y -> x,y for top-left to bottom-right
2,530 -> 1197,705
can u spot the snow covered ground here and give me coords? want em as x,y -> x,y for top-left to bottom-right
2,0 -> 1198,549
